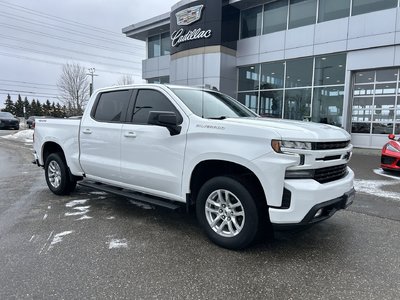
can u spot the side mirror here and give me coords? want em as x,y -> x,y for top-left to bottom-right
388,134 -> 396,140
148,111 -> 181,136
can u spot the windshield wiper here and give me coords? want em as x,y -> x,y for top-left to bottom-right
208,116 -> 227,120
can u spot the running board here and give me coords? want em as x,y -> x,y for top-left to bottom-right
78,181 -> 182,210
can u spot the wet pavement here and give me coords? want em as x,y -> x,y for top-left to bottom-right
0,131 -> 399,299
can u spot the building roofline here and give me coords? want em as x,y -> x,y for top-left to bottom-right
122,12 -> 171,41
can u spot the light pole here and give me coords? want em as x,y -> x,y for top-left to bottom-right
86,68 -> 98,96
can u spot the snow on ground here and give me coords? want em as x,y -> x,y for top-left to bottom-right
1,129 -> 34,143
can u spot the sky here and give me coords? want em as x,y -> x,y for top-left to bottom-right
0,0 -> 177,109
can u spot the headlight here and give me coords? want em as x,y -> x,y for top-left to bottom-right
271,140 -> 312,153
386,143 -> 400,152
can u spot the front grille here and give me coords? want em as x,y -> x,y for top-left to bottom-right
397,161 -> 400,167
314,164 -> 348,184
381,155 -> 396,165
313,140 -> 350,150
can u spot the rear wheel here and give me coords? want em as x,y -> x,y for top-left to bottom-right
45,153 -> 76,195
196,176 -> 262,249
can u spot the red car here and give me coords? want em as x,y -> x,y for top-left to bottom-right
381,134 -> 400,172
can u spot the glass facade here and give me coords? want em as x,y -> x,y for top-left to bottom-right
288,0 -> 317,29
147,76 -> 170,84
147,32 -> 170,58
352,0 -> 397,16
240,6 -> 262,38
351,68 -> 400,135
240,0 -> 399,39
263,0 -> 288,34
238,53 -> 346,125
318,0 -> 350,22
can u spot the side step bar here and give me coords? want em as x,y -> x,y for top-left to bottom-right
78,181 -> 182,211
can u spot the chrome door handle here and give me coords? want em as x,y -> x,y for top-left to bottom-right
124,131 -> 136,138
82,129 -> 92,134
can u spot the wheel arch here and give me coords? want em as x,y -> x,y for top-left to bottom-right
42,141 -> 66,164
188,159 -> 267,209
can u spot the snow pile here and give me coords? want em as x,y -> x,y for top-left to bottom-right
1,129 -> 34,143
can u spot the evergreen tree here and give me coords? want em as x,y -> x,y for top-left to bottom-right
31,99 -> 43,116
43,99 -> 52,115
23,97 -> 31,118
3,94 -> 15,114
14,94 -> 24,117
56,103 -> 64,118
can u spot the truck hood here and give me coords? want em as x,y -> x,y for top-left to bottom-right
223,117 -> 351,141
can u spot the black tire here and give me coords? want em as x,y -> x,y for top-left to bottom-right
196,176 -> 261,250
44,153 -> 76,195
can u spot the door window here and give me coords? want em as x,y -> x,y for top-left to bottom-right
131,89 -> 182,124
92,90 -> 132,122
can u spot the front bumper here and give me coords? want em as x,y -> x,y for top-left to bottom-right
273,188 -> 355,229
269,168 -> 354,225
381,154 -> 400,171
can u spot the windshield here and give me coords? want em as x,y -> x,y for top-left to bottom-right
0,112 -> 13,118
170,88 -> 258,119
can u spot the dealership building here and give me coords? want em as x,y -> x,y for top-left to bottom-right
123,0 -> 400,148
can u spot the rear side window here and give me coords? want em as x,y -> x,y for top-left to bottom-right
93,90 -> 131,122
131,89 -> 182,124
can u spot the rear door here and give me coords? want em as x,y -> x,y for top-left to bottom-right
120,88 -> 188,200
80,89 -> 133,182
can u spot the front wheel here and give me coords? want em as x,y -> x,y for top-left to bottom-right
196,176 -> 261,249
44,153 -> 76,195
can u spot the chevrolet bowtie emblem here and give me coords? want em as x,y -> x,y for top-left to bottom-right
176,5 -> 204,26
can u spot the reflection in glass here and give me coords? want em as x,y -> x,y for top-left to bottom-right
352,110 -> 372,122
240,6 -> 262,38
148,35 -> 160,58
351,122 -> 370,133
396,111 -> 400,122
314,53 -> 346,86
237,92 -> 258,112
312,86 -> 344,126
375,84 -> 396,95
353,85 -> 374,96
373,110 -> 394,122
396,124 -> 400,134
147,76 -> 169,84
238,65 -> 260,91
284,88 -> 311,120
289,0 -> 317,29
260,61 -> 285,89
372,123 -> 393,134
353,97 -> 373,109
259,90 -> 283,118
160,32 -> 171,56
318,0 -> 350,22
374,96 -> 395,109
285,58 -> 313,88
352,0 -> 397,16
263,0 -> 288,34
354,71 -> 374,83
376,69 -> 398,82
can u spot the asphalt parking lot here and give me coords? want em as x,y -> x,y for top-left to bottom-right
0,129 -> 399,299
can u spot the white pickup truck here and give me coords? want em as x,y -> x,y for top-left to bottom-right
33,84 -> 355,249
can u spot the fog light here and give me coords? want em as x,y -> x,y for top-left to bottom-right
314,208 -> 323,218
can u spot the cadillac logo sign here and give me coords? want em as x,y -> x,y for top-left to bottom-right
171,4 -> 212,48
175,5 -> 204,26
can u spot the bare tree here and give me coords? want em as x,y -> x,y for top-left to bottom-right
57,62 -> 90,115
117,74 -> 134,85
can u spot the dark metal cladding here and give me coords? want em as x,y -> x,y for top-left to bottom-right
314,164 -> 348,184
312,140 -> 350,150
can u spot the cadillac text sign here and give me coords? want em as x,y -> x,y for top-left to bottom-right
171,28 -> 212,47
171,4 -> 212,48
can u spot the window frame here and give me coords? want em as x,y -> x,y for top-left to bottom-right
130,88 -> 183,125
91,89 -> 134,123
